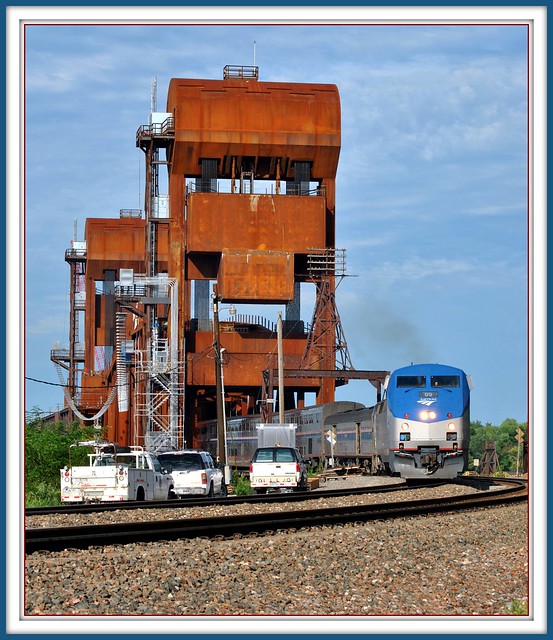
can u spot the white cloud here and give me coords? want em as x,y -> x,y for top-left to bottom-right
20,22 -> 530,428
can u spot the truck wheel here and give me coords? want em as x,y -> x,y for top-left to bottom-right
207,483 -> 214,497
168,487 -> 177,500
254,488 -> 267,495
219,483 -> 228,498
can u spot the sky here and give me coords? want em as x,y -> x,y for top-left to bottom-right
8,5 -> 547,637
20,11 -> 535,429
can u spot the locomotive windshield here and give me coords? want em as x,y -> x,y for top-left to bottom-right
396,374 -> 461,388
431,375 -> 460,388
396,375 -> 426,388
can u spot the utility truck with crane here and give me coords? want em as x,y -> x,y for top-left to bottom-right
60,440 -> 174,503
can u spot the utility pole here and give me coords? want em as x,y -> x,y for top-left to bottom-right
220,347 -> 230,485
212,285 -> 226,467
277,312 -> 285,423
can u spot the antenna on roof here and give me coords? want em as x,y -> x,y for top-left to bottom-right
151,76 -> 157,114
253,41 -> 256,67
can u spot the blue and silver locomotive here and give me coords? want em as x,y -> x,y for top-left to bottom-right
200,363 -> 472,480
374,363 -> 472,479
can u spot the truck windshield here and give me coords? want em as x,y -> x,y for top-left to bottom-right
158,453 -> 203,471
95,454 -> 139,468
275,449 -> 295,462
253,448 -> 295,463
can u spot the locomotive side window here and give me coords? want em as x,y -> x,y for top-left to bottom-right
396,375 -> 426,388
431,375 -> 460,388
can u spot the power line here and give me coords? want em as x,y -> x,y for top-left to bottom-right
25,359 -> 186,389
24,376 -> 129,390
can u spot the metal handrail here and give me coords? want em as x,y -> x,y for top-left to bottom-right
50,347 -> 85,361
119,209 -> 143,219
136,116 -> 175,143
186,182 -> 326,197
223,65 -> 259,80
65,248 -> 87,261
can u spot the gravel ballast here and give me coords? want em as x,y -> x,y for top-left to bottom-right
24,479 -> 529,618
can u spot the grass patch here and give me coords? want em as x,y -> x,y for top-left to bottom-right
506,599 -> 528,615
26,482 -> 62,508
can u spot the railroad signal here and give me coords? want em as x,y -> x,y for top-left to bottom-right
325,429 -> 336,467
515,428 -> 525,476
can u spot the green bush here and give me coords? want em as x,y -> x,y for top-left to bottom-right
25,482 -> 62,508
25,410 -> 101,507
231,470 -> 253,496
307,464 -> 324,477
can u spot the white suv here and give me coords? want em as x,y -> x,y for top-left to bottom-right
158,450 -> 227,498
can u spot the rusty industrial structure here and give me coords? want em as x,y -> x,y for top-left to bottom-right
51,66 -> 387,453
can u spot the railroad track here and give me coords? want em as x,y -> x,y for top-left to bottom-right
25,477 -> 526,554
25,479 -> 427,517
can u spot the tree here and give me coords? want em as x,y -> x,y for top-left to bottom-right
468,419 -> 527,473
25,415 -> 102,506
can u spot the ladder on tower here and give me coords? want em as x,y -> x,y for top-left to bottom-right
115,312 -> 129,413
301,249 -> 354,372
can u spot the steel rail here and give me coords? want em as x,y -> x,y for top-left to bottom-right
25,478 -> 526,554
24,476 -> 509,517
26,480 -> 439,516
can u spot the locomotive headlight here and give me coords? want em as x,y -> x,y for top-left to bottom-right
419,410 -> 437,421
401,422 -> 409,429
448,422 -> 456,430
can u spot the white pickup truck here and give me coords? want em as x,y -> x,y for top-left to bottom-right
249,446 -> 308,494
157,449 -> 227,497
60,441 -> 174,503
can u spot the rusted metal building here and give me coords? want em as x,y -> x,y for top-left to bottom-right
52,66 -> 385,454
